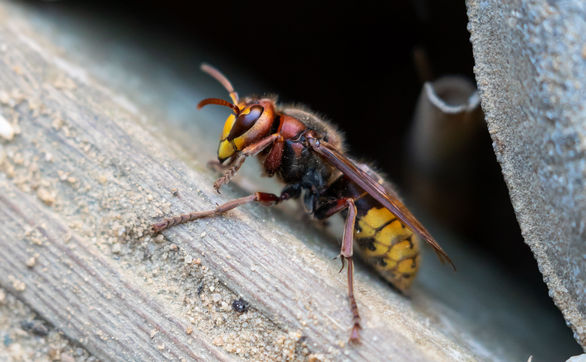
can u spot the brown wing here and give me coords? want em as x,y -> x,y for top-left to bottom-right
307,136 -> 455,270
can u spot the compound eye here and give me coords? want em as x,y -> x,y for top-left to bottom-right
227,105 -> 264,140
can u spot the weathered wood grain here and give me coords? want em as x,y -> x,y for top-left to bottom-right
0,181 -> 230,361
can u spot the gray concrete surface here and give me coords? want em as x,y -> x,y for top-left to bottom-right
467,0 -> 586,349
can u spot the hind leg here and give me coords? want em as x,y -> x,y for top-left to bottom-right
314,197 -> 362,343
341,198 -> 361,343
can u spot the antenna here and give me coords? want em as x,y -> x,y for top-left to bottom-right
201,63 -> 239,104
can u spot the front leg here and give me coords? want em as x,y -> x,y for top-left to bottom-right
207,156 -> 238,173
213,134 -> 281,193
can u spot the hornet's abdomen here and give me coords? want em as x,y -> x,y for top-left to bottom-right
354,205 -> 421,292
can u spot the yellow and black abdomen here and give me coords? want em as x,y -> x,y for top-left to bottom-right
314,163 -> 422,292
353,202 -> 421,292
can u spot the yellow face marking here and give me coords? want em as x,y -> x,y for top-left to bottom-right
218,139 -> 235,160
221,114 -> 236,141
233,135 -> 247,150
223,107 -> 256,150
361,207 -> 395,229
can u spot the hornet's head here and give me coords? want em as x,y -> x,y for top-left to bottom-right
198,64 -> 276,162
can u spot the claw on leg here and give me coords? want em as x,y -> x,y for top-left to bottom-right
338,255 -> 345,273
349,323 -> 361,344
207,159 -> 234,173
213,156 -> 245,193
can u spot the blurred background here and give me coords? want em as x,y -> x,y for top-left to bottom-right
19,0 -> 582,357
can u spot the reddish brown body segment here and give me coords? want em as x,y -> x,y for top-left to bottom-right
263,114 -> 306,175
